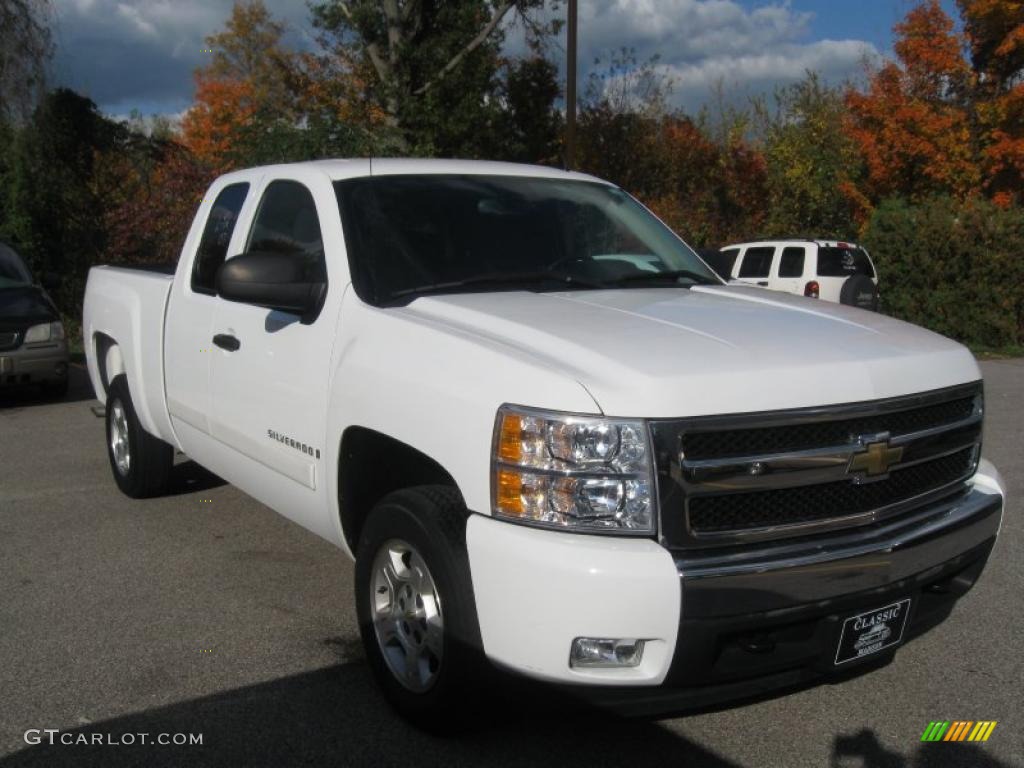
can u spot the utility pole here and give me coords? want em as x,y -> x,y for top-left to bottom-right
565,0 -> 577,170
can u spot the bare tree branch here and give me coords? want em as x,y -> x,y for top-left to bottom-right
337,0 -> 391,84
412,1 -> 517,96
381,0 -> 402,56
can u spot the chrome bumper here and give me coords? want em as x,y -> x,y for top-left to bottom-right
675,470 -> 1004,618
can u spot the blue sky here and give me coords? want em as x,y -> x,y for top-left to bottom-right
47,0 -> 960,121
760,0 -> 960,52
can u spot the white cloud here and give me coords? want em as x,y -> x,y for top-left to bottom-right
49,0 -> 315,113
514,0 -> 880,112
49,0 -> 881,118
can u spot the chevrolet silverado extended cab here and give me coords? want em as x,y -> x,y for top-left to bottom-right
83,159 -> 1005,728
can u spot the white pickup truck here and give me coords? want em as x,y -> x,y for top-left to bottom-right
84,159 -> 1005,729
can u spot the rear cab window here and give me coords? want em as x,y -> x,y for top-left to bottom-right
192,183 -> 250,294
816,247 -> 875,278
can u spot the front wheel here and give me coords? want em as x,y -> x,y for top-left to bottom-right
355,486 -> 485,732
105,374 -> 174,498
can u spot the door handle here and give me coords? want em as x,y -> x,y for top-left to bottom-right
757,281 -> 769,286
213,333 -> 240,352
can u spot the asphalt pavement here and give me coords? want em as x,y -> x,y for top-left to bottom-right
0,360 -> 1021,768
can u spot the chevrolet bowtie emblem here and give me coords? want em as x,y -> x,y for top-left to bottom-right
849,440 -> 904,477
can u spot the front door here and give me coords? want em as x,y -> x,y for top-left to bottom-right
207,174 -> 344,539
734,245 -> 775,288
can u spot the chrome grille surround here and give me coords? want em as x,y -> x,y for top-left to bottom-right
650,382 -> 984,548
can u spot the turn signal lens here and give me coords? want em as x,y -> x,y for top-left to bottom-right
498,413 -> 523,462
496,469 -> 524,516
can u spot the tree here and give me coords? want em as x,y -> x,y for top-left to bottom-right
103,141 -> 210,267
2,89 -> 121,317
310,0 -> 554,154
0,0 -> 53,124
182,0 -> 377,171
958,0 -> 1024,204
845,1 -> 980,204
576,51 -> 767,247
498,55 -> 563,164
756,73 -> 864,237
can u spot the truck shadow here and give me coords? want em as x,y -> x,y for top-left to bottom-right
0,364 -> 94,408
167,458 -> 227,496
831,728 -> 1016,768
0,664 -> 742,768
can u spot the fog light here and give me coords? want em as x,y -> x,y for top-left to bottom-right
570,637 -> 645,668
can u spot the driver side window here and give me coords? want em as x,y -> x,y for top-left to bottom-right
246,180 -> 327,283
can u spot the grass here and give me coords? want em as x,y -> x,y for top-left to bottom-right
970,344 -> 1024,360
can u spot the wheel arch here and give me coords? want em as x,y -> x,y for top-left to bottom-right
93,332 -> 124,398
337,426 -> 464,553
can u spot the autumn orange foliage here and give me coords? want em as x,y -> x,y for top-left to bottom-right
845,1 -> 980,205
847,0 -> 1024,210
180,75 -> 258,173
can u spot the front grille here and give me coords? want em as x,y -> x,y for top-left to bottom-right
688,448 -> 976,534
651,383 -> 984,547
0,331 -> 20,351
682,396 -> 976,461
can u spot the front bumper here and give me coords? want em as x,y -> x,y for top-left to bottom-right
0,341 -> 69,385
466,461 -> 1004,697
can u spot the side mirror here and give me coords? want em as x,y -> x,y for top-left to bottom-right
216,251 -> 326,321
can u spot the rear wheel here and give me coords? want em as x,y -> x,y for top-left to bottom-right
355,486 -> 485,732
105,374 -> 174,498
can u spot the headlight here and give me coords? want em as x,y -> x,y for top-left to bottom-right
24,322 -> 63,344
491,405 -> 655,534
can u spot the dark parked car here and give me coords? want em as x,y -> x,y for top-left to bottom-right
0,242 -> 69,398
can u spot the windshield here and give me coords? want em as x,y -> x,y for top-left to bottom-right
334,175 -> 719,305
0,243 -> 33,289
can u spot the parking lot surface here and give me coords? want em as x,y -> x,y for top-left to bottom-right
1,360 -> 1021,767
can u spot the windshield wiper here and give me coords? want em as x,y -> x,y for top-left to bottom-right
389,271 -> 608,300
609,269 -> 718,287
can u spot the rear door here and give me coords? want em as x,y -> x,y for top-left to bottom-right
165,180 -> 252,446
206,171 -> 346,538
772,245 -> 807,296
734,246 -> 775,288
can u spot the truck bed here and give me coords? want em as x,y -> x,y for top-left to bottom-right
82,265 -> 177,444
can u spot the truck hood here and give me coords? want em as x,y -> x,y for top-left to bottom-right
401,285 -> 980,417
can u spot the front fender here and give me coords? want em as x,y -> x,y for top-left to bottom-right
324,297 -> 600,556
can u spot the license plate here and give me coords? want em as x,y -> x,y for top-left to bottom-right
834,598 -> 911,665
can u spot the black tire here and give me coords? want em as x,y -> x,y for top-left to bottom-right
839,274 -> 879,311
105,374 -> 174,498
40,377 -> 69,400
355,485 -> 485,733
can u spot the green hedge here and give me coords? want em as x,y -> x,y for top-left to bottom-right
862,197 -> 1024,348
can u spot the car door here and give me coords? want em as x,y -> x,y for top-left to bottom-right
165,180 -> 252,447
206,173 -> 344,539
773,245 -> 807,296
734,246 -> 775,288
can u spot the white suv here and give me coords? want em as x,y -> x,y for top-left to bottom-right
713,239 -> 880,310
